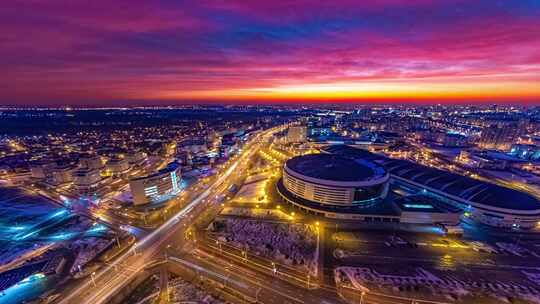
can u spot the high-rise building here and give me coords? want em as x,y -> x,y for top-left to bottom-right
30,161 -> 56,179
517,118 -> 530,137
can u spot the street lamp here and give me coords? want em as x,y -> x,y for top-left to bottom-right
360,291 -> 366,304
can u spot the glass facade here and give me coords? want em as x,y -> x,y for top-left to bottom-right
353,184 -> 386,204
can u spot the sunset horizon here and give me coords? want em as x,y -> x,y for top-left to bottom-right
2,1 -> 539,106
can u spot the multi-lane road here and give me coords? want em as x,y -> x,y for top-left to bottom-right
54,126 -> 281,304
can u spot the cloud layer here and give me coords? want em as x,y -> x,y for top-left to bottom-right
1,0 -> 539,104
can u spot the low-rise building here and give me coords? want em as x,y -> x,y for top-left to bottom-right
125,150 -> 147,166
72,167 -> 103,194
51,164 -> 76,184
79,154 -> 104,170
107,158 -> 131,176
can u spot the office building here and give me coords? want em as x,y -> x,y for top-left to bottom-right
129,162 -> 182,205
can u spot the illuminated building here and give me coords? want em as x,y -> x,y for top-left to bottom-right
478,123 -> 518,151
125,150 -> 147,166
106,157 -> 131,176
508,144 -> 540,160
277,152 -> 460,225
325,144 -> 540,229
30,161 -> 75,184
30,161 -> 56,179
282,153 -> 389,206
129,162 -> 182,205
79,154 -> 104,170
287,126 -> 307,143
72,167 -> 104,194
51,164 -> 76,184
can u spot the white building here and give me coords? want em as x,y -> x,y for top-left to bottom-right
281,154 -> 389,207
72,167 -> 104,194
129,162 -> 182,205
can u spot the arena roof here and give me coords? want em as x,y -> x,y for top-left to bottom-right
381,159 -> 540,211
324,144 -> 540,212
285,153 -> 386,182
322,144 -> 384,162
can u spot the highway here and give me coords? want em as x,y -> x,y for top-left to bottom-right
55,126 -> 281,304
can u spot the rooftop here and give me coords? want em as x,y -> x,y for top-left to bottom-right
131,161 -> 180,181
324,145 -> 540,212
382,158 -> 540,211
322,144 -> 385,162
285,153 -> 386,182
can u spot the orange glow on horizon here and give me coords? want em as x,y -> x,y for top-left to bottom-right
150,77 -> 540,103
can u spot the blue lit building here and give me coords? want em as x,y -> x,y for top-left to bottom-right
129,162 -> 182,205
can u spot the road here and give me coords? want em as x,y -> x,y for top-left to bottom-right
55,126 -> 282,304
170,251 -> 346,304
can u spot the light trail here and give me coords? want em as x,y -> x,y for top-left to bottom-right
57,127 -> 279,304
169,256 -> 250,289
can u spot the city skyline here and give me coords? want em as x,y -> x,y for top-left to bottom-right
3,106 -> 540,303
2,0 -> 540,105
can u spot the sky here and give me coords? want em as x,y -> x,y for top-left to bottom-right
1,0 -> 539,105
